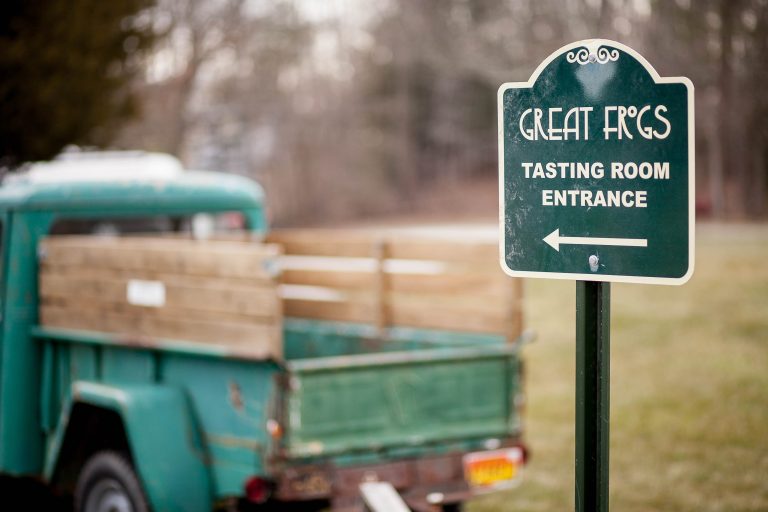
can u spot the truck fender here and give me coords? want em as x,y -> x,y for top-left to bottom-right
51,381 -> 212,512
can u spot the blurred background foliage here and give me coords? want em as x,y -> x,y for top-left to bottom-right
0,0 -> 155,168
1,0 -> 767,224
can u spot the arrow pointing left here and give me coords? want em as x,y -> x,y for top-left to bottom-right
543,228 -> 648,252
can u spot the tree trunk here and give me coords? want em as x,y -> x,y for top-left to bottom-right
168,54 -> 200,161
597,0 -> 613,35
752,136 -> 767,217
718,0 -> 743,217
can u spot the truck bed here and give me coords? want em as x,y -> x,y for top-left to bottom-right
283,319 -> 522,459
286,322 -> 519,459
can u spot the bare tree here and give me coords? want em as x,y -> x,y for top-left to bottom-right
118,0 -> 767,224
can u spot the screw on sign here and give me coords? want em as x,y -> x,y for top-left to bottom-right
497,39 -> 694,512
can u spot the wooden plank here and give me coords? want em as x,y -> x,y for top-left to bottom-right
372,239 -> 388,332
268,230 -> 498,264
266,231 -> 373,258
39,272 -> 280,317
280,284 -> 518,335
385,239 -> 498,264
40,294 -> 277,326
277,266 -> 515,295
283,298 -> 375,324
388,302 -> 509,335
386,291 -> 509,312
387,272 -> 509,297
40,264 -> 273,288
282,294 -> 510,334
40,305 -> 281,358
279,268 -> 507,296
279,269 -> 374,290
121,233 -> 261,243
39,237 -> 280,266
504,278 -> 524,342
40,237 -> 281,280
42,235 -> 275,253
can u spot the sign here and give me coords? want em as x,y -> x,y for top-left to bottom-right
498,39 -> 694,284
126,279 -> 166,307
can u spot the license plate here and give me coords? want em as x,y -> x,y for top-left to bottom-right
463,447 -> 523,488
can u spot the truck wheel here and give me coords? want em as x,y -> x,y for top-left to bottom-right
75,451 -> 148,512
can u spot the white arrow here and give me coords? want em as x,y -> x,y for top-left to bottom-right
543,228 -> 648,252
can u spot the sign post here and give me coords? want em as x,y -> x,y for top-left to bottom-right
575,281 -> 610,512
498,39 -> 694,511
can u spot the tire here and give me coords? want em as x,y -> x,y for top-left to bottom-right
239,500 -> 328,512
442,504 -> 464,512
75,451 -> 149,512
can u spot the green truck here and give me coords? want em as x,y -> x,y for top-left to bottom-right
0,163 -> 527,511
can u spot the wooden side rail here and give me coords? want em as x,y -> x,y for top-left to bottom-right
38,236 -> 283,359
268,230 -> 523,341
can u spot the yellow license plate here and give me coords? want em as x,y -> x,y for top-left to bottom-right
463,448 -> 523,488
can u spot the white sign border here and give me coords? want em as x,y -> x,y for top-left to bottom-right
497,38 -> 695,286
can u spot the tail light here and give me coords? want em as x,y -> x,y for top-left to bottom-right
244,476 -> 271,503
516,443 -> 531,465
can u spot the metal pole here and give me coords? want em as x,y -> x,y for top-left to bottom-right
575,281 -> 610,512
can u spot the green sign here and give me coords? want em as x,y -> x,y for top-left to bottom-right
498,39 -> 694,285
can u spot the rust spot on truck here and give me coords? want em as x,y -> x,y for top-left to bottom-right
205,434 -> 262,451
228,380 -> 244,410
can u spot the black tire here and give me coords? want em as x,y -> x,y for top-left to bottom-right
238,499 -> 328,512
442,504 -> 464,512
75,451 -> 149,512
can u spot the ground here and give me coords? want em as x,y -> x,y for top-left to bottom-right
469,223 -> 768,512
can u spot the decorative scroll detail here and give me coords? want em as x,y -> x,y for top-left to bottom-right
595,47 -> 620,63
566,45 -> 619,65
566,48 -> 590,65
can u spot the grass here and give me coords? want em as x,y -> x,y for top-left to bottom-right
470,223 -> 768,512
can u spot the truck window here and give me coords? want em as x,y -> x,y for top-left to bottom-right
49,212 -> 246,238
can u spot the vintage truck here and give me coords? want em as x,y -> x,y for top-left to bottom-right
0,158 -> 528,512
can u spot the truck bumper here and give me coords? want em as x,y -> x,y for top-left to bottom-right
273,443 -> 527,512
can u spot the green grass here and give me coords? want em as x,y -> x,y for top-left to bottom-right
470,223 -> 768,512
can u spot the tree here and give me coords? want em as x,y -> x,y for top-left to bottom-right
0,0 -> 155,169
113,0 -> 768,223
356,0 -> 587,194
116,0 -> 316,222
646,0 -> 768,218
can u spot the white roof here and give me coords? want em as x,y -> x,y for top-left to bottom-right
4,150 -> 184,185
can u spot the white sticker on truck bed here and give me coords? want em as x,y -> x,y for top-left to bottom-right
127,279 -> 166,307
